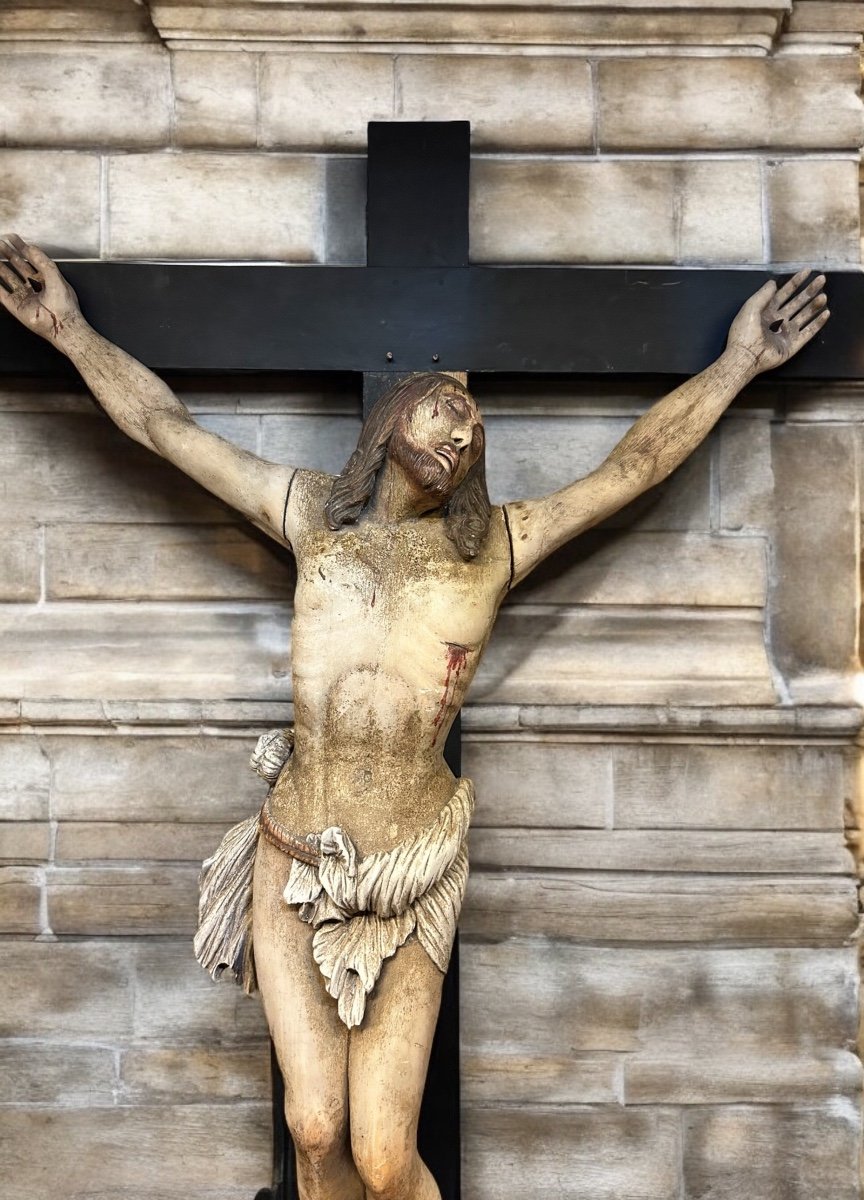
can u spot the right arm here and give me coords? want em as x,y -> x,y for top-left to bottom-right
0,235 -> 296,543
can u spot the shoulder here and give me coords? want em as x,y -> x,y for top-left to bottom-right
283,469 -> 336,547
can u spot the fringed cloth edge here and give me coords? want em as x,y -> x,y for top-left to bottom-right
193,779 -> 474,1027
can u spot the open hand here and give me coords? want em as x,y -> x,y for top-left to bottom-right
0,234 -> 81,342
727,269 -> 829,374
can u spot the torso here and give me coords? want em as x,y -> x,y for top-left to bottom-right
268,471 -> 512,851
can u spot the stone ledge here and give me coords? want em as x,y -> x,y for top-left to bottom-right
0,700 -> 859,738
147,1 -> 790,54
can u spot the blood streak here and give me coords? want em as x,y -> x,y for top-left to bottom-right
431,641 -> 469,745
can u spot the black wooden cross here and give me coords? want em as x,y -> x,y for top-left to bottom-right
3,121 -> 864,1200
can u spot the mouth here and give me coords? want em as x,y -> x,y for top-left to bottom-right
434,444 -> 461,473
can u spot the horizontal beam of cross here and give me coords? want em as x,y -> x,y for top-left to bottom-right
2,264 -> 862,379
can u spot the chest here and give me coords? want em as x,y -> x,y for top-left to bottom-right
293,521 -> 507,663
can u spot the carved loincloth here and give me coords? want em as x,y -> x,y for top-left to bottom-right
194,778 -> 473,1029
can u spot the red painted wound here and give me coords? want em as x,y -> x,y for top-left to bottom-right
431,641 -> 469,745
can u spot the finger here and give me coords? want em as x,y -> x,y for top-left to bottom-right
773,268 -> 812,308
0,237 -> 39,282
0,261 -> 23,293
791,293 -> 828,330
779,274 -> 826,320
20,242 -> 53,273
795,308 -> 830,347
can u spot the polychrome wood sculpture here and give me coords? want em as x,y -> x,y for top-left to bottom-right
0,233 -> 829,1200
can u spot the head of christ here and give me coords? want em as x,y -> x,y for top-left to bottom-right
325,372 -> 491,560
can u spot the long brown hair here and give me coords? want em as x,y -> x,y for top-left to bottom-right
325,373 -> 491,560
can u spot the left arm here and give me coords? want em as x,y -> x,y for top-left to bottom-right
506,270 -> 829,586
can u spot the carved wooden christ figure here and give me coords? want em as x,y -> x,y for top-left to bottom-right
0,234 -> 829,1200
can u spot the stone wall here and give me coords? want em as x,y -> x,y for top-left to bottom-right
1,4 -> 863,1199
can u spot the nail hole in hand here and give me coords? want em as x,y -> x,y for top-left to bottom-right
769,319 -> 784,333
31,280 -> 43,294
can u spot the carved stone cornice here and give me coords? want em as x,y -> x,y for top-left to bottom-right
1,1 -> 798,53
0,1 -> 158,42
147,1 -> 794,53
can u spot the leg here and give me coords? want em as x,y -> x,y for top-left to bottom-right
349,937 -> 446,1200
253,838 -> 365,1200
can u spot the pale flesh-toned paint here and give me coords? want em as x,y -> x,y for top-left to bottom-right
0,235 -> 829,1200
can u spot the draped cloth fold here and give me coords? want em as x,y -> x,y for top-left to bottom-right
193,778 -> 474,1030
284,779 -> 474,1028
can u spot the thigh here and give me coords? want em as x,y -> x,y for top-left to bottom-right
252,837 -> 350,1126
348,937 -> 445,1144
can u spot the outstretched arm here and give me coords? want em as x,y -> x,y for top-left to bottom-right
0,235 -> 296,543
505,270 -> 829,586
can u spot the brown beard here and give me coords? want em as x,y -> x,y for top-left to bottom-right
389,425 -> 454,499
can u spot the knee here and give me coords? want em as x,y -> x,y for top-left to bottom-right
287,1107 -> 347,1175
352,1133 -> 416,1199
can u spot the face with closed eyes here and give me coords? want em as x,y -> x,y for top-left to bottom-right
388,382 -> 484,503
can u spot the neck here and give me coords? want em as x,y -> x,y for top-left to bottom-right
366,457 -> 442,523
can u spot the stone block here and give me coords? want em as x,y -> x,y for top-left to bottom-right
0,1044 -> 117,1105
0,525 -> 40,600
48,864 -> 199,935
0,1105 -> 271,1200
483,411 -> 712,531
767,158 -> 860,265
470,828 -> 851,875
56,820 -> 238,863
464,871 -> 857,944
0,865 -> 42,933
260,53 -> 394,149
49,734 -> 264,823
121,1044 -> 269,1101
0,151 -> 100,257
258,411 -> 364,477
396,55 -> 593,151
613,742 -> 845,830
0,602 -> 291,703
107,153 -> 324,260
0,409 -> 240,524
0,46 -> 170,147
461,943 -> 858,1056
173,50 -> 257,147
683,1103 -> 861,1200
132,941 -> 267,1042
626,1049 -> 861,1104
463,1052 -> 619,1106
718,415 -> 774,531
0,942 -> 134,1038
510,531 -> 766,607
462,739 -> 611,829
45,523 -> 293,601
678,160 -> 763,263
464,1107 -> 680,1200
598,56 -> 863,151
0,822 -> 51,862
474,607 -> 776,707
471,158 -> 677,264
770,423 -> 859,682
0,1 -> 154,42
0,736 -> 51,820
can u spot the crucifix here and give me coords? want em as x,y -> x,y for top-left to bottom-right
0,122 -> 858,1200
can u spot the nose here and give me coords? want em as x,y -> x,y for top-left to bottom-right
450,420 -> 473,448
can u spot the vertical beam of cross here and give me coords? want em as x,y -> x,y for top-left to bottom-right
268,121 -> 470,1200
361,121 -> 469,1200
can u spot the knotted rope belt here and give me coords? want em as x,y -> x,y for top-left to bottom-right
259,801 -> 322,866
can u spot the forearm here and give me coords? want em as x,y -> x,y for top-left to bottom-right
607,345 -> 756,488
56,316 -> 191,452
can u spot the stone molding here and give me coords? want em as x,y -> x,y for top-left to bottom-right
0,1 -> 803,54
